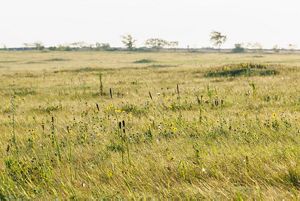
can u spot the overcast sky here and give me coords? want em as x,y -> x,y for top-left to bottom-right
0,0 -> 299,48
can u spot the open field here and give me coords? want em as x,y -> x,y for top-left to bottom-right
0,51 -> 300,199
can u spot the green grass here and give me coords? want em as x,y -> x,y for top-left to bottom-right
0,51 -> 300,199
205,63 -> 279,77
133,58 -> 155,63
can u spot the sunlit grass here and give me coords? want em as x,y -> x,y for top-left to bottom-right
0,51 -> 300,199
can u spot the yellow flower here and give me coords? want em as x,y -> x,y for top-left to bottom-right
172,127 -> 177,132
106,103 -> 114,110
115,109 -> 122,113
272,112 -> 277,118
106,170 -> 113,178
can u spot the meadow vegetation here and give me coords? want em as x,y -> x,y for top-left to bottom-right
0,51 -> 300,199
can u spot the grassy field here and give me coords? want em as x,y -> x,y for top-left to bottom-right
0,51 -> 300,200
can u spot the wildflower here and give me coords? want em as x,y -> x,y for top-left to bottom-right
106,103 -> 114,110
106,170 -> 113,178
172,127 -> 177,132
115,109 -> 122,113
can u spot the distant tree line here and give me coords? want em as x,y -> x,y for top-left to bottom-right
0,31 -> 298,53
121,34 -> 179,50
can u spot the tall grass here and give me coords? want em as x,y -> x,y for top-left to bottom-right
0,51 -> 299,199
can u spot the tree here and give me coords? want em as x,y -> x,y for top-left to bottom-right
252,42 -> 263,53
272,45 -> 280,53
244,42 -> 263,53
210,31 -> 227,50
288,44 -> 297,52
24,42 -> 44,50
33,42 -> 45,50
168,41 -> 179,49
95,43 -> 111,51
23,43 -> 34,49
121,34 -> 136,50
70,41 -> 89,49
232,43 -> 245,53
0,44 -> 7,50
57,44 -> 72,51
245,43 -> 253,49
145,38 -> 169,49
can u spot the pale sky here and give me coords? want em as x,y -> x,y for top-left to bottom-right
0,0 -> 299,48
